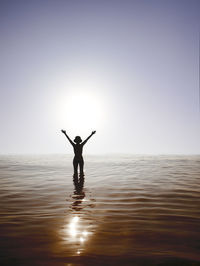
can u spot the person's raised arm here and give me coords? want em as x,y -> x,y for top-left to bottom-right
82,131 -> 96,145
61,130 -> 74,146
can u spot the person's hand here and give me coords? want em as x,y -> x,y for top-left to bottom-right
92,130 -> 96,135
61,129 -> 66,134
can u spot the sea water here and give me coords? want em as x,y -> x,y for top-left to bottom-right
0,154 -> 200,265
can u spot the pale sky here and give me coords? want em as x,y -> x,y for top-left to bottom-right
0,0 -> 199,154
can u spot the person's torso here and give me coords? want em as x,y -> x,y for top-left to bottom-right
73,144 -> 83,158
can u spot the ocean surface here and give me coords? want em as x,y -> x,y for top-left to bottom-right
0,154 -> 200,265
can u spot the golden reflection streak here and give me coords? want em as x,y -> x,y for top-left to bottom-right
68,216 -> 79,237
82,230 -> 88,237
66,216 -> 91,254
80,237 -> 84,243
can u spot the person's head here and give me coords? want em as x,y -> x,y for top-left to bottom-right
74,136 -> 82,144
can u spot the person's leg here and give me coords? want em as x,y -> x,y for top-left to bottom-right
73,158 -> 78,175
79,158 -> 84,176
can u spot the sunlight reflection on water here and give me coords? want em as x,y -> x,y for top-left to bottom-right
68,216 -> 79,237
62,215 -> 92,255
59,174 -> 95,255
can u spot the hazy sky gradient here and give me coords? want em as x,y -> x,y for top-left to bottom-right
0,0 -> 199,154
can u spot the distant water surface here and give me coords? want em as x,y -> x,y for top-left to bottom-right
0,154 -> 200,265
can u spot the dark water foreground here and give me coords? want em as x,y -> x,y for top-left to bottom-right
0,154 -> 200,266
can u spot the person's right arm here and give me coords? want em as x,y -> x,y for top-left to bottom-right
61,130 -> 74,146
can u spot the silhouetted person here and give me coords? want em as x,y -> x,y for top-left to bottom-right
61,130 -> 96,176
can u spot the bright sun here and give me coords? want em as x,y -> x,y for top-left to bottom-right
56,90 -> 106,134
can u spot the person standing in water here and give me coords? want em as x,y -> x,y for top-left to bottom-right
61,130 -> 96,176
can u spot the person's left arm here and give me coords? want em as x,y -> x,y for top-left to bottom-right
82,131 -> 96,145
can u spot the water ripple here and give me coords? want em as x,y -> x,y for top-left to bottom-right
0,155 -> 200,265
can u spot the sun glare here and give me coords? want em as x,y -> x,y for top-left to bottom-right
56,89 -> 106,133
